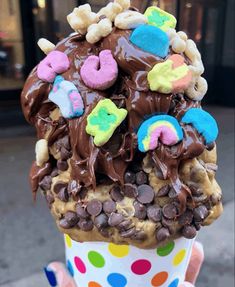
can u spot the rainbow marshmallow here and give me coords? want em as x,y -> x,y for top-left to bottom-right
137,115 -> 183,152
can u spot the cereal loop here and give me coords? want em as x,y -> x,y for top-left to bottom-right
114,11 -> 147,29
186,76 -> 208,101
37,38 -> 55,55
97,2 -> 122,22
86,18 -> 112,44
67,4 -> 97,35
35,139 -> 49,167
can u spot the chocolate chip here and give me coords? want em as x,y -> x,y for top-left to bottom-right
132,231 -> 147,240
192,194 -> 207,203
156,227 -> 170,242
60,147 -> 72,161
108,212 -> 124,226
193,205 -> 209,222
163,203 -> 178,219
130,162 -> 142,173
178,209 -> 193,225
78,219 -> 94,231
205,200 -> 212,210
57,187 -> 69,202
86,200 -> 102,216
124,171 -> 136,184
79,187 -> 88,199
154,168 -> 165,180
161,217 -> 175,234
64,211 -> 79,227
147,205 -> 162,222
76,203 -> 90,219
57,159 -> 69,171
182,225 -> 197,239
194,222 -> 201,231
56,136 -> 70,150
99,228 -> 109,238
54,181 -> 68,194
120,227 -> 136,238
68,180 -> 81,196
134,201 -> 147,219
117,219 -> 133,231
206,142 -> 215,151
136,171 -> 148,185
157,185 -> 170,197
59,218 -> 71,229
162,217 -> 174,228
46,192 -> 54,205
103,200 -> 116,214
51,168 -> 59,177
168,188 -> 178,199
110,185 -> 124,202
58,117 -> 67,126
210,194 -> 220,205
123,184 -> 138,198
137,184 -> 154,204
190,185 -> 203,197
39,175 -> 52,191
94,213 -> 109,229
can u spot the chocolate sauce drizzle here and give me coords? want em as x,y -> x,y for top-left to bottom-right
21,29 -> 206,211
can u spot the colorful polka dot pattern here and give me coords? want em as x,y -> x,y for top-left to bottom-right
64,235 -> 194,287
173,249 -> 186,266
74,256 -> 86,274
108,243 -> 130,258
65,234 -> 72,248
131,259 -> 152,275
88,251 -> 105,268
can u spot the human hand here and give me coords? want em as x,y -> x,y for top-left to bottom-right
44,241 -> 204,287
180,241 -> 204,287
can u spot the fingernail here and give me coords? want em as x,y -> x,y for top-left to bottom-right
44,266 -> 57,286
194,241 -> 204,255
179,283 -> 194,287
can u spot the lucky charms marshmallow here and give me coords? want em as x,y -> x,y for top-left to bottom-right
21,2 -> 222,249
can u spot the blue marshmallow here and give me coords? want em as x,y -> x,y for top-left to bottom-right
130,24 -> 170,58
181,108 -> 219,144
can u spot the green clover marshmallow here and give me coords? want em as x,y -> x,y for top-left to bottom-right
86,99 -> 128,146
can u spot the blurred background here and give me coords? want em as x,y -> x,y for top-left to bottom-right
0,0 -> 234,286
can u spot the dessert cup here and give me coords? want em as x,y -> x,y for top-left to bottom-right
65,235 -> 195,287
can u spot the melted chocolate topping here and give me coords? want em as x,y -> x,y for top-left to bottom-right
21,29 -> 207,211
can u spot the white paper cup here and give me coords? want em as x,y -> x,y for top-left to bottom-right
65,235 -> 195,287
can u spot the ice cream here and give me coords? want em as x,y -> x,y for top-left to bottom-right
21,1 -> 222,250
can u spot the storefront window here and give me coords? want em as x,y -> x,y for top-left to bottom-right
0,0 -> 25,91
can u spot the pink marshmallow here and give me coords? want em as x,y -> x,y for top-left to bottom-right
149,126 -> 179,150
37,51 -> 70,83
80,49 -> 118,90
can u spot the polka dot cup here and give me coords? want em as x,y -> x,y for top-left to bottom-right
65,235 -> 195,287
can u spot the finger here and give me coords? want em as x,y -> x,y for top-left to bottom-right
44,262 -> 77,287
185,241 -> 204,284
179,282 -> 195,287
